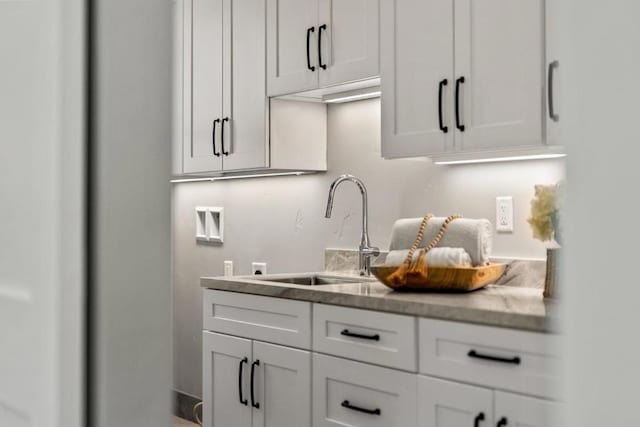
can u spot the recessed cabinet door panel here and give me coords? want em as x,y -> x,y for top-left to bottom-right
202,332 -> 252,427
185,0 -> 224,173
454,0 -> 544,151
418,376 -> 493,427
267,0 -> 319,96
318,0 -> 379,87
546,0 -> 561,146
223,0 -> 268,171
381,0 -> 454,158
252,342 -> 311,427
495,391 -> 560,427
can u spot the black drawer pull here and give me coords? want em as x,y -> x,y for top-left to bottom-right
468,350 -> 521,365
497,417 -> 508,427
238,357 -> 248,406
548,60 -> 559,122
340,329 -> 380,341
306,27 -> 316,71
318,24 -> 327,70
438,79 -> 448,133
341,400 -> 381,416
250,360 -> 260,409
212,118 -> 221,157
474,412 -> 485,427
455,76 -> 465,131
221,117 -> 230,155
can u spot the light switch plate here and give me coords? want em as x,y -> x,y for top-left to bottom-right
496,196 -> 514,232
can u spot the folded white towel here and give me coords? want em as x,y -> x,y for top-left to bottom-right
389,217 -> 492,266
384,247 -> 472,268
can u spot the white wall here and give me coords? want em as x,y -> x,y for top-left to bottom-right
562,1 -> 640,425
172,98 -> 565,397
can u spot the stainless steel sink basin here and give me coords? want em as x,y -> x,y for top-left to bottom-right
258,274 -> 371,286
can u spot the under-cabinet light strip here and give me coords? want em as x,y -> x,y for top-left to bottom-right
324,91 -> 381,104
433,153 -> 566,165
170,171 -> 310,183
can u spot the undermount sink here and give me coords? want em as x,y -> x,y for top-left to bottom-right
258,274 -> 373,286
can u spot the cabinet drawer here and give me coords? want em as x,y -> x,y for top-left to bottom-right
203,290 -> 311,349
312,304 -> 416,371
419,318 -> 559,399
312,354 -> 417,427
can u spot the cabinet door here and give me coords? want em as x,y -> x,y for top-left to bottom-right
313,354 -> 417,427
495,391 -> 560,427
454,0 -> 544,151
380,0 -> 454,158
267,0 -> 319,96
418,376 -> 493,427
222,0 -> 268,171
203,332 -> 252,427
252,342 -> 311,427
546,0 -> 561,146
318,0 -> 379,87
184,0 -> 224,173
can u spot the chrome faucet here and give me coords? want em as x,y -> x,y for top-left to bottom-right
325,175 -> 380,276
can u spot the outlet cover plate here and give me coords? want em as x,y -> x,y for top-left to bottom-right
496,196 -> 514,232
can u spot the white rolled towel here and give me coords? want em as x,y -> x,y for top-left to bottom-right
389,217 -> 492,266
384,247 -> 472,268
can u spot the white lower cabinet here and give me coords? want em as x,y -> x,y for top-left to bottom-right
418,376 -> 559,427
202,331 -> 311,427
312,353 -> 417,427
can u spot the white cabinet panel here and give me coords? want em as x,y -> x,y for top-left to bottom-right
267,0 -> 319,96
381,0 -> 454,158
185,0 -> 224,173
223,0 -> 268,170
202,332 -> 252,427
418,376 -> 493,427
495,391 -> 560,427
313,354 -> 417,427
546,0 -> 561,146
419,318 -> 559,399
312,304 -> 416,371
318,0 -> 379,87
454,0 -> 544,151
203,290 -> 312,349
252,342 -> 311,427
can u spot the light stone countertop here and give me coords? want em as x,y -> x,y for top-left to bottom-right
201,272 -> 558,333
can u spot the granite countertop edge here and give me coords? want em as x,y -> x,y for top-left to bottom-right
200,274 -> 558,334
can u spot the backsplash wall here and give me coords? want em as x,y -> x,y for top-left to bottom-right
172,98 -> 565,398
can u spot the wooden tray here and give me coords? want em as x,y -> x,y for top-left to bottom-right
371,263 -> 506,292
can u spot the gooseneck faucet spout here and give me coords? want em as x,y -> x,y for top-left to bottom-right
325,175 -> 379,276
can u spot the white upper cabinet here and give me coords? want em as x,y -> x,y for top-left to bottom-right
454,0 -> 544,151
185,0 -> 224,173
545,0 -> 561,146
266,0 -> 319,96
381,0 -> 454,158
267,0 -> 379,97
381,0 -> 549,159
318,0 -> 380,88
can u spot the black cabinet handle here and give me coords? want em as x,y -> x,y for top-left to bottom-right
212,118 -> 221,157
474,412 -> 485,427
455,76 -> 465,132
306,27 -> 316,71
250,360 -> 260,409
341,400 -> 381,416
318,24 -> 327,70
238,357 -> 248,406
438,79 -> 449,133
341,329 -> 380,341
468,350 -> 521,365
548,60 -> 559,122
497,417 -> 508,427
221,117 -> 230,156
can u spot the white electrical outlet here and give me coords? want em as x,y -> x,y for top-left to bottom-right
252,262 -> 267,275
496,196 -> 514,232
224,260 -> 234,277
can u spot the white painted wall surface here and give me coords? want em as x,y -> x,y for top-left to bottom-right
172,98 -> 565,397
